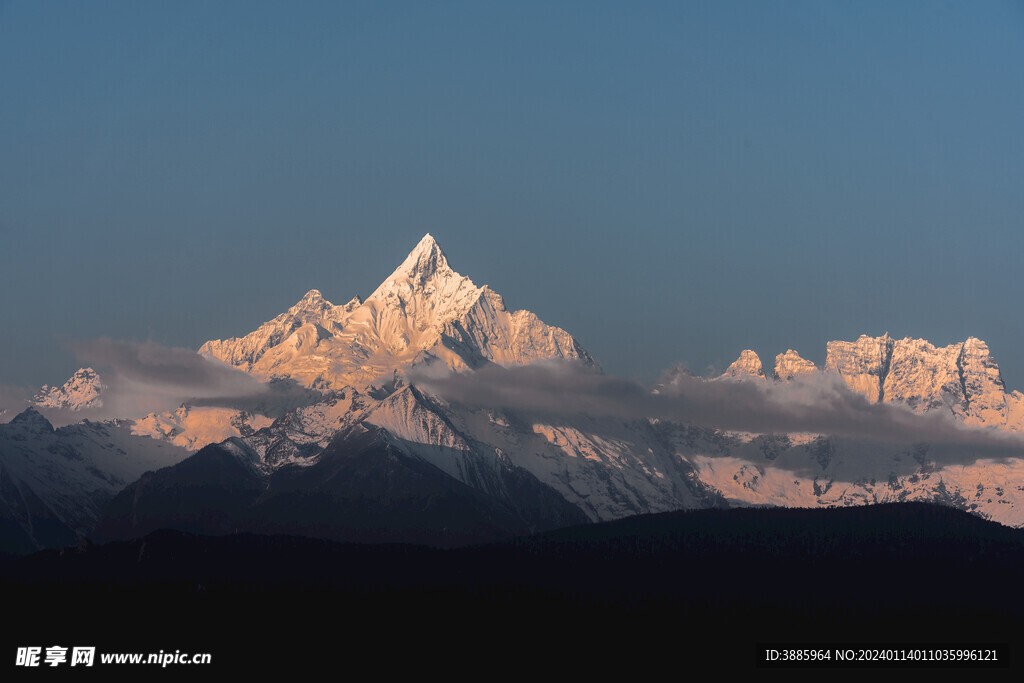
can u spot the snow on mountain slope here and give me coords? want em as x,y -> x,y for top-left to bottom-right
825,334 -> 894,403
32,363 -> 292,454
193,325 -> 1024,528
131,405 -> 273,451
282,383 -> 620,521
367,390 -> 724,522
193,379 -> 719,525
522,417 -> 720,520
722,350 -> 766,380
684,435 -> 1024,528
199,234 -> 596,390
773,350 -> 817,381
237,390 -> 363,471
199,289 -> 361,388
360,386 -> 480,485
694,335 -> 1024,526
0,408 -> 191,550
32,368 -> 104,411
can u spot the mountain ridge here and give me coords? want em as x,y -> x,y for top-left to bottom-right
725,334 -> 1024,431
198,234 -> 596,390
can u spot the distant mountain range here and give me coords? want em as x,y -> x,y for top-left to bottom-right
4,234 -> 1024,553
723,333 -> 1024,430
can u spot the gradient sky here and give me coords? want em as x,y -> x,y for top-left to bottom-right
2,1 -> 1024,394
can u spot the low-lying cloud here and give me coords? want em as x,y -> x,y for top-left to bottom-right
34,339 -> 321,426
413,360 -> 1024,460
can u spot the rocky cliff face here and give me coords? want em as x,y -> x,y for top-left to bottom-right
825,334 -> 894,403
952,337 -> 1014,427
722,334 -> 1024,432
824,334 -> 1024,430
697,334 -> 1024,526
32,368 -> 105,411
773,350 -> 817,381
722,350 -> 766,380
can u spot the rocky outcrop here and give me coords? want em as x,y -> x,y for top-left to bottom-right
881,337 -> 967,416
723,350 -> 766,380
823,334 -> 1019,429
32,368 -> 104,411
825,334 -> 894,403
957,337 -> 1010,426
773,350 -> 817,381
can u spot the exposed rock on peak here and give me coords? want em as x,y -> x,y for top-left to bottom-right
723,350 -> 765,380
820,333 -> 1021,429
826,333 -> 894,402
32,368 -> 105,411
773,350 -> 817,381
877,335 -> 1014,425
956,337 -> 1007,425
289,289 -> 338,318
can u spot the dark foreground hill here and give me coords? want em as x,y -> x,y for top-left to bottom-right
2,502 -> 1020,674
92,426 -> 589,549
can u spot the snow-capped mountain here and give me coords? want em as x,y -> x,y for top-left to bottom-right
727,335 -> 1024,431
178,236 -> 714,523
32,368 -> 104,411
13,236 -> 1024,555
199,234 -> 596,390
696,338 -> 1024,524
13,236 -> 607,550
722,350 -> 766,380
28,364 -> 280,452
828,334 -> 1024,430
772,350 -> 817,381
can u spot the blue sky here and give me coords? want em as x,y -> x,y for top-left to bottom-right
2,1 -> 1024,391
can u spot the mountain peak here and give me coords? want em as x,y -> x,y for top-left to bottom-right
287,289 -> 334,318
723,350 -> 766,380
391,233 -> 453,286
773,350 -> 817,381
202,232 -> 596,389
963,336 -> 987,350
10,406 -> 54,433
33,368 -> 105,411
826,333 -> 895,403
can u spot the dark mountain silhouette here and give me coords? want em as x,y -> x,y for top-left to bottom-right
95,426 -> 587,547
3,502 -> 1019,673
